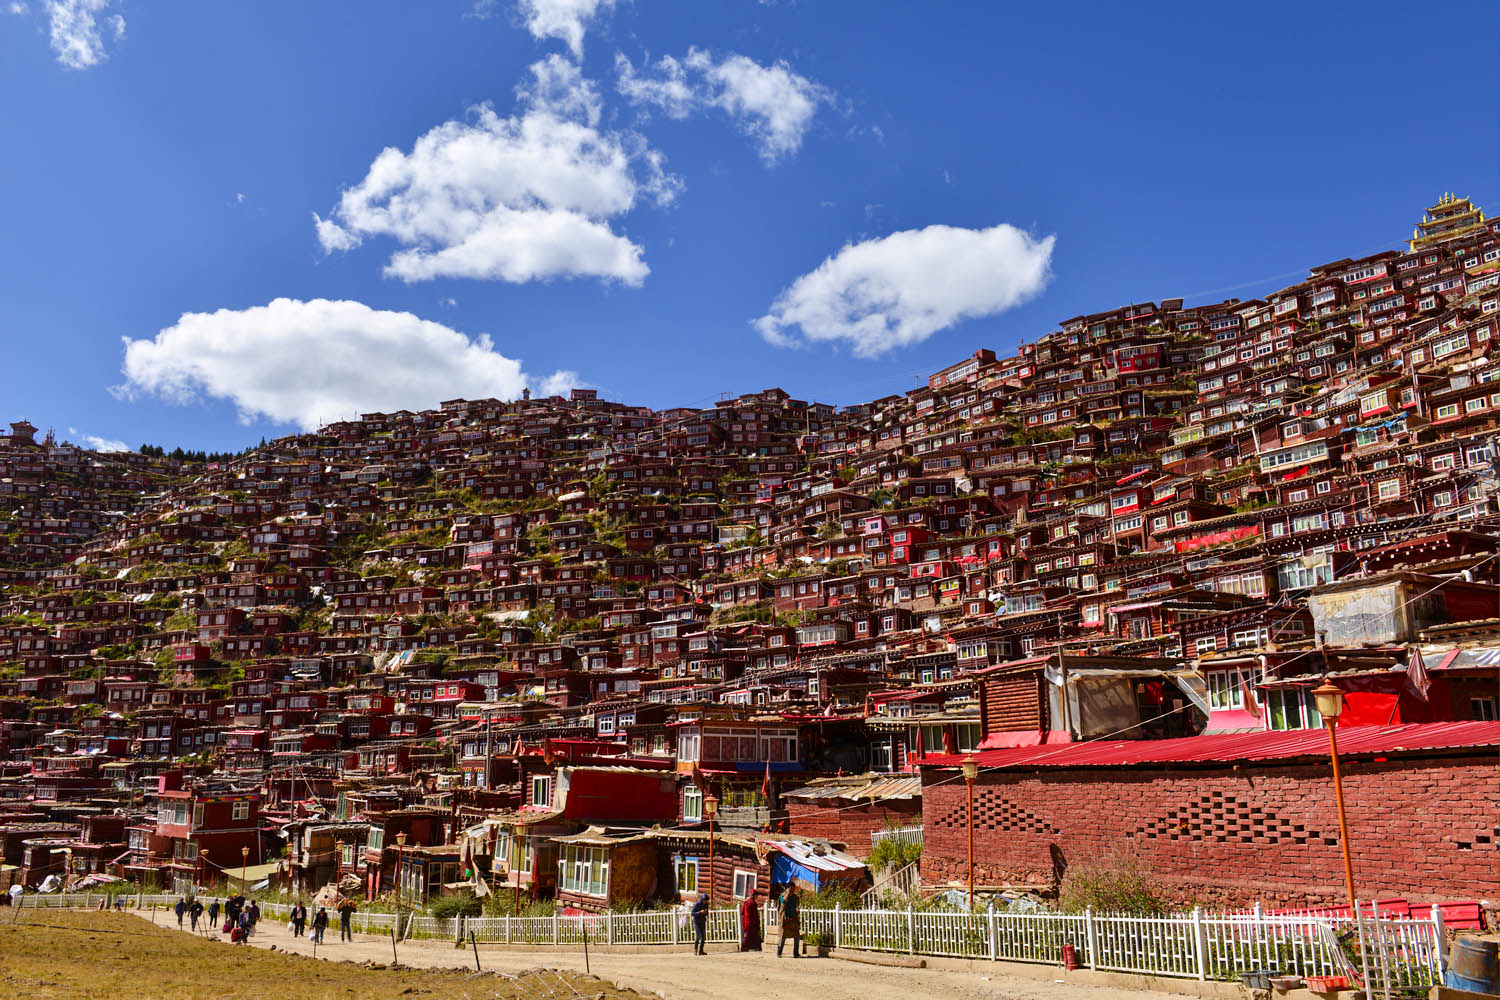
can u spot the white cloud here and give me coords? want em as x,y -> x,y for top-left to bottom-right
9,3 -> 30,15
115,298 -> 578,430
316,56 -> 676,286
754,223 -> 1055,358
517,0 -> 616,58
67,429 -> 129,453
617,48 -> 832,163
43,0 -> 124,70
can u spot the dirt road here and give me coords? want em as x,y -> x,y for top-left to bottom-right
195,917 -> 1198,1000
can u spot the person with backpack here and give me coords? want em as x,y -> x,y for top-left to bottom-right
776,885 -> 801,958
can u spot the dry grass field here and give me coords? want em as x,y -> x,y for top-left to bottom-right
0,909 -> 654,1000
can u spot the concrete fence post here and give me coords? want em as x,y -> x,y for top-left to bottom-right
607,910 -> 614,945
834,903 -> 841,949
906,904 -> 915,955
1084,907 -> 1098,970
505,914 -> 511,945
552,911 -> 559,945
455,914 -> 465,946
987,906 -> 998,961
1430,906 -> 1447,980
1192,906 -> 1208,981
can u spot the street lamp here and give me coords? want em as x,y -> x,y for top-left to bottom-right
1311,681 -> 1357,917
240,845 -> 249,895
335,840 -> 345,884
961,756 -> 979,911
198,849 -> 208,891
703,792 -> 719,907
394,832 -> 407,909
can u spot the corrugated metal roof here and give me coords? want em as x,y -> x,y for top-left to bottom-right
922,722 -> 1499,771
780,773 -> 922,802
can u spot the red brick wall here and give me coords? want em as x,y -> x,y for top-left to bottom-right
920,754 -> 1498,907
785,798 -> 921,857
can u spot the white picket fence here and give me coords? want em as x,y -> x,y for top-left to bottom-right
33,893 -> 1445,988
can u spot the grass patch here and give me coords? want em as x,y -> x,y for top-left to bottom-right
0,910 -> 651,1000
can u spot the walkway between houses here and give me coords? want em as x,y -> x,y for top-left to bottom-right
167,915 -> 1199,1000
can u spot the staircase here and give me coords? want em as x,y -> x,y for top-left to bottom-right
861,859 -> 920,908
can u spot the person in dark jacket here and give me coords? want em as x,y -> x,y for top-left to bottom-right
189,899 -> 204,931
337,899 -> 356,941
207,899 -> 220,930
311,906 -> 329,944
290,902 -> 306,937
690,892 -> 709,955
174,898 -> 187,927
776,885 -> 801,958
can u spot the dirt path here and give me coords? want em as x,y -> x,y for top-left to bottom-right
171,916 -> 1197,1000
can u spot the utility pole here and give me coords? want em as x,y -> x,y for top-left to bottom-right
483,712 -> 492,791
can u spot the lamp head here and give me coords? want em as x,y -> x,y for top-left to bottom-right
1311,681 -> 1344,723
704,792 -> 719,818
961,755 -> 979,782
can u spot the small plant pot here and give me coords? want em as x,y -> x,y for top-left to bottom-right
1304,975 -> 1350,993
1268,976 -> 1303,992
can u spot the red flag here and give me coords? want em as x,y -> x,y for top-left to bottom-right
1405,649 -> 1431,701
761,759 -> 771,799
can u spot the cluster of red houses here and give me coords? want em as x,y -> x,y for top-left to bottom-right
0,196 -> 1494,910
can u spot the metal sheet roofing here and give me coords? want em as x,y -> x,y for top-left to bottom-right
921,721 -> 1499,771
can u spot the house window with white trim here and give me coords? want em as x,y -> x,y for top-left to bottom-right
683,785 -> 703,823
1376,480 -> 1400,501
674,856 -> 699,895
733,870 -> 758,899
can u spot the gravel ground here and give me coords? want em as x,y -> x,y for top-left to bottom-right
216,915 -> 1200,1000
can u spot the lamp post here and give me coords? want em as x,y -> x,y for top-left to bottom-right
198,849 -> 208,891
704,792 -> 719,907
240,845 -> 249,895
60,847 -> 73,892
1311,681 -> 1358,917
335,839 -> 345,885
961,756 -> 979,911
395,832 -> 407,910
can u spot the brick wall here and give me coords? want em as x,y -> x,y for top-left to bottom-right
785,798 -> 921,857
920,754 -> 1498,907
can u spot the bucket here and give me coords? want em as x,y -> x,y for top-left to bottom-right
1447,936 -> 1498,995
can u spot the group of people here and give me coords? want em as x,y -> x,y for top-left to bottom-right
172,897 -> 205,931
285,900 -> 355,942
688,884 -> 802,958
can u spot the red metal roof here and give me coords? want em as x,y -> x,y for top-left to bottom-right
922,721 -> 1498,771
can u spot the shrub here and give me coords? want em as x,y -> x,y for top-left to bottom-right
428,890 -> 483,919
868,836 -> 921,874
1058,848 -> 1173,915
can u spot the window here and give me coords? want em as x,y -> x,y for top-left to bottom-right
674,856 -> 699,895
1207,668 -> 1245,709
683,785 -> 703,822
1471,698 -> 1498,722
1433,491 -> 1453,508
232,799 -> 250,822
677,728 -> 700,762
733,870 -> 758,899
193,803 -> 205,827
531,775 -> 553,809
1265,687 -> 1323,731
1194,636 -> 1217,655
1376,480 -> 1400,501
558,845 -> 609,897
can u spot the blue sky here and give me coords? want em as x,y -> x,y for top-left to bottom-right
1,0 -> 1495,452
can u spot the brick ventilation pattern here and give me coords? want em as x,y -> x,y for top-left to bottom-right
930,789 -> 1060,835
1129,789 -> 1333,845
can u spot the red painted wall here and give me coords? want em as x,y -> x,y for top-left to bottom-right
920,754 -> 1497,907
784,798 -> 921,857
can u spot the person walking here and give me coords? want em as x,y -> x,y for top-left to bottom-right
775,885 -> 801,958
236,908 -> 253,944
690,891 -> 709,955
247,900 -> 260,936
189,898 -> 203,932
311,906 -> 329,944
337,899 -> 356,941
290,902 -> 306,937
207,899 -> 220,931
739,893 -> 762,951
174,897 -> 187,928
